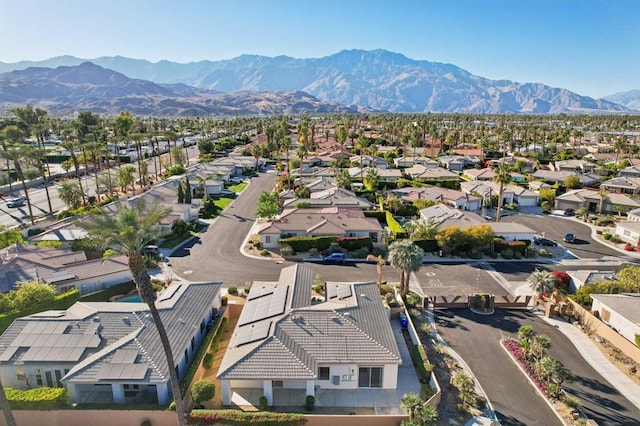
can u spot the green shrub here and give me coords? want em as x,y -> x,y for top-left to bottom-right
279,245 -> 294,256
501,248 -> 514,259
351,248 -> 369,259
337,237 -> 373,251
228,287 -> 238,296
412,239 -> 439,252
168,401 -> 176,411
380,285 -> 395,296
259,396 -> 268,411
141,420 -> 152,426
187,409 -> 307,425
305,395 -> 315,411
610,236 -> 624,244
563,395 -> 581,410
260,249 -> 270,256
191,379 -> 216,406
203,352 -> 214,369
278,235 -> 338,252
363,210 -> 386,223
513,251 -> 522,259
5,387 -> 67,409
635,334 -> 640,348
603,232 -> 612,240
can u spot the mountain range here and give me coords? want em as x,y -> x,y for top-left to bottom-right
1,49 -> 638,115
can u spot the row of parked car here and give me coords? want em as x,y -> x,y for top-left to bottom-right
533,233 -> 576,247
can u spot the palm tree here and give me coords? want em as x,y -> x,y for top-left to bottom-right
0,136 -> 36,225
493,164 -> 511,221
400,392 -> 422,420
597,188 -> 609,215
416,403 -> 438,425
388,240 -> 424,295
78,200 -> 186,426
528,269 -> 554,298
0,378 -> 16,426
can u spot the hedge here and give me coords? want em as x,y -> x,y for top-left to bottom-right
0,289 -> 80,334
6,387 -> 67,409
187,410 -> 307,425
278,236 -> 337,253
364,210 -> 386,224
412,239 -> 439,252
410,345 -> 431,382
337,237 -> 372,251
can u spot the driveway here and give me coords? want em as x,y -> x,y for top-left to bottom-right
414,262 -> 510,298
436,308 -> 640,425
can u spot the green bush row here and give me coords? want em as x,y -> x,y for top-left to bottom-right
278,236 -> 338,253
410,345 -> 431,382
186,409 -> 307,425
363,210 -> 386,223
0,290 -> 80,334
412,239 -> 439,252
5,387 -> 67,409
336,237 -> 372,251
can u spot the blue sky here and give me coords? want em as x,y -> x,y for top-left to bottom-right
1,0 -> 638,98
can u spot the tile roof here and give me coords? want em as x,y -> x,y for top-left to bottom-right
258,208 -> 382,236
590,293 -> 640,326
217,265 -> 401,381
0,281 -> 221,386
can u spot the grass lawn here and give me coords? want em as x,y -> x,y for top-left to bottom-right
227,182 -> 247,193
213,197 -> 234,210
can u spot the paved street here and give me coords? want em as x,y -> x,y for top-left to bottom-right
436,308 -> 640,426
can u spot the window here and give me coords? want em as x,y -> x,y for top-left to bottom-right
318,367 -> 330,380
369,232 -> 378,242
35,369 -> 43,386
265,236 -> 271,244
191,336 -> 195,351
16,369 -> 25,381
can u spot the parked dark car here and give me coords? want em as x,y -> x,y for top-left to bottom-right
533,237 -> 557,247
563,233 -> 576,243
323,253 -> 346,264
564,208 -> 575,216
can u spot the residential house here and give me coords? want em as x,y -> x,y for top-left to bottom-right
463,168 -> 495,181
488,222 -> 535,242
348,167 -> 403,183
217,264 -> 401,405
600,177 -> 640,194
590,293 -> 640,345
349,155 -> 389,169
618,165 -> 640,178
282,187 -> 374,210
393,187 -> 481,211
552,159 -> 597,174
460,181 -> 515,207
419,204 -> 485,231
0,244 -> 131,295
404,165 -> 460,181
393,157 -> 439,168
528,181 -> 553,192
0,281 -> 221,405
566,271 -> 617,293
439,155 -> 479,171
614,220 -> 640,246
490,156 -> 535,172
554,189 -> 640,214
256,208 -> 382,248
531,170 -> 601,187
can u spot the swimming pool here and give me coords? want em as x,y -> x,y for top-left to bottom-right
115,294 -> 143,303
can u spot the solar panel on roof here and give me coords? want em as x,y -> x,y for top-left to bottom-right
238,286 -> 288,326
327,284 -> 352,300
235,321 -> 272,346
111,349 -> 138,364
98,363 -> 148,380
246,286 -> 274,301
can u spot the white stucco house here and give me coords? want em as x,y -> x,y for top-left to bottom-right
590,293 -> 640,345
217,264 -> 401,405
0,281 -> 222,406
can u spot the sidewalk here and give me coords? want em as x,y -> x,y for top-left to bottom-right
537,313 -> 640,411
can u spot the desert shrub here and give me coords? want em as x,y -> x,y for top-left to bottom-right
513,251 -> 522,259
380,285 -> 395,296
385,292 -> 398,307
610,236 -> 624,244
603,232 -> 612,240
227,287 -> 238,296
279,245 -> 294,256
405,292 -> 422,308
564,395 -> 582,410
260,249 -> 270,256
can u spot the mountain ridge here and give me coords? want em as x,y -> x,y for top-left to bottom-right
0,49 -> 634,114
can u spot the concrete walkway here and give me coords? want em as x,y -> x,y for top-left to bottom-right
538,313 -> 640,411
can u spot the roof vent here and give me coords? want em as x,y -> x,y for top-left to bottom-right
93,317 -> 101,322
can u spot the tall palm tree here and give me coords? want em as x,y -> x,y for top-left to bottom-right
493,164 -> 511,221
597,188 -> 609,215
78,200 -> 186,426
388,240 -> 424,295
0,133 -> 36,225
